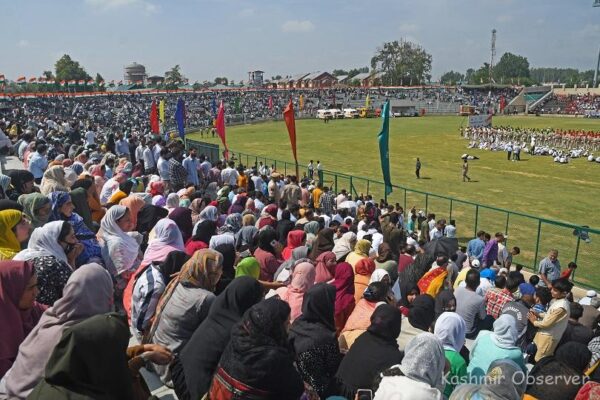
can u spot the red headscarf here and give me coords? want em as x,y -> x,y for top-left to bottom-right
0,261 -> 46,377
282,230 -> 306,260
314,251 -> 338,283
149,181 -> 165,197
332,262 -> 355,317
355,258 -> 376,276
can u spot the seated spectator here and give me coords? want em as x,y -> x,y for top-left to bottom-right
332,262 -> 356,334
335,304 -> 404,399
17,193 -> 51,229
450,359 -> 527,400
398,294 -> 436,350
434,312 -> 468,398
0,209 -> 31,260
354,258 -> 376,303
558,302 -> 594,347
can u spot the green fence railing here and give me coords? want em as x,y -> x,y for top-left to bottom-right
185,138 -> 600,290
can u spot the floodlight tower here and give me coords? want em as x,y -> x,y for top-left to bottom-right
594,1 -> 599,87
489,29 -> 497,84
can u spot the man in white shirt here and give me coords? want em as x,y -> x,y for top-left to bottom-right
85,128 -> 96,146
182,148 -> 200,187
250,170 -> 264,194
199,155 -> 211,182
135,138 -> 146,167
335,189 -> 348,208
153,140 -> 163,164
221,161 -> 239,187
157,148 -> 171,187
142,138 -> 156,174
445,219 -> 457,238
429,219 -> 446,240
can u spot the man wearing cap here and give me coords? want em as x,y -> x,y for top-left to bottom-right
579,290 -> 598,306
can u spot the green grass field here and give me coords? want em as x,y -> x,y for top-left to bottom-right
188,115 -> 600,287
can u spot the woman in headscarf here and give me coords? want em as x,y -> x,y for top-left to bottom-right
526,341 -> 591,400
346,238 -> 372,271
48,191 -> 102,266
127,250 -> 189,339
185,220 -> 217,256
90,164 -> 107,197
434,312 -> 468,398
40,166 -> 69,195
450,359 -> 527,400
119,194 -> 145,228
168,207 -> 194,243
99,172 -> 126,205
275,261 -> 316,323
193,204 -> 219,233
468,314 -> 526,379
315,251 -> 338,284
397,294 -> 437,350
273,245 -> 309,283
434,289 -> 457,320
5,170 -> 35,201
0,261 -> 46,378
275,209 -> 295,245
216,186 -> 231,215
374,333 -> 445,399
135,204 -> 168,237
107,179 -> 134,205
354,257 -> 376,303
332,231 -> 357,262
289,283 -> 341,399
256,203 -> 278,230
148,249 -> 224,384
209,213 -> 242,249
333,262 -> 355,334
13,221 -> 78,306
68,179 -> 95,231
165,192 -> 180,215
228,193 -> 248,215
189,197 -> 206,225
5,264 -> 113,399
214,243 -> 236,295
339,281 -> 390,351
99,205 -> 140,295
148,180 -> 165,197
309,228 -> 335,261
254,226 -> 282,281
302,220 -> 320,248
235,214 -> 257,250
0,209 -> 30,260
0,174 -> 10,200
141,218 -> 185,267
235,256 -> 261,279
335,304 -> 404,399
17,193 -> 51,229
282,230 -> 306,261
375,242 -> 398,283
208,298 -> 304,399
399,283 -> 421,317
152,194 -> 166,207
173,277 -> 264,400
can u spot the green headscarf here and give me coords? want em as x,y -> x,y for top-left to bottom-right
18,193 -> 51,228
235,256 -> 260,279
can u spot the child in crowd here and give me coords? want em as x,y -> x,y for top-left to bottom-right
560,261 -> 577,280
533,286 -> 552,314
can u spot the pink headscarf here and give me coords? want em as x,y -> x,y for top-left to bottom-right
275,261 -> 316,322
141,219 -> 185,267
0,261 -> 46,377
314,251 -> 337,283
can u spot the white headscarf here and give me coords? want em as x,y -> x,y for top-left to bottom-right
369,269 -> 390,284
332,231 -> 357,261
490,314 -> 519,349
100,205 -> 140,275
434,312 -> 466,352
400,332 -> 446,390
193,205 -> 219,236
14,221 -> 70,265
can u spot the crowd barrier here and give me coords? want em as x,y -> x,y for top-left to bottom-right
185,135 -> 600,290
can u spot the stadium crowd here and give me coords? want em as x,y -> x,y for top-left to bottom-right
1,95 -> 600,400
462,125 -> 600,163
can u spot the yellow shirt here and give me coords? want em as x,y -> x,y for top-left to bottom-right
237,174 -> 248,191
312,188 -> 323,209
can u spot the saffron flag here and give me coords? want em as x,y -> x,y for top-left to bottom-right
378,100 -> 392,196
268,96 -> 273,111
175,98 -> 185,139
365,94 -> 371,109
215,101 -> 228,159
150,100 -> 159,134
17,76 -> 26,84
283,98 -> 298,163
299,94 -> 304,111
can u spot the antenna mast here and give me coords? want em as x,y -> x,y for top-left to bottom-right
489,29 -> 497,84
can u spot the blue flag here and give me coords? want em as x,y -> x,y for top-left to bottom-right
378,100 -> 392,196
175,98 -> 185,139
211,97 -> 217,116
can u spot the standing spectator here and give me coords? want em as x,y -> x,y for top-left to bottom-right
221,161 -> 238,187
143,138 -> 156,174
455,269 -> 487,339
319,186 -> 335,216
115,133 -> 129,159
467,231 -> 486,263
157,149 -> 171,189
316,160 -> 323,183
28,144 -> 48,185
308,160 -> 314,180
169,150 -> 188,191
182,148 -> 200,187
445,219 -> 457,238
281,176 -> 301,207
538,249 -> 561,288
415,157 -> 421,179
462,159 -> 471,182
482,232 -> 504,268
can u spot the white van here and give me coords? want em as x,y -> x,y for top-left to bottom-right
329,109 -> 344,119
316,109 -> 333,119
343,108 -> 359,118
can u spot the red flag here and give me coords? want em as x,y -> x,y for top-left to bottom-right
215,101 -> 228,159
283,98 -> 297,163
499,95 -> 506,112
268,95 -> 273,111
150,100 -> 159,134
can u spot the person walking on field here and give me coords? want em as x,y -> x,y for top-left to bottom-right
462,159 -> 471,182
415,158 -> 421,179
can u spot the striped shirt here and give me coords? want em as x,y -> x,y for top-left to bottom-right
131,265 -> 166,337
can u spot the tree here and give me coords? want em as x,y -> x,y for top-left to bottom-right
440,71 -> 464,85
370,39 -> 432,85
95,73 -> 104,85
43,70 -> 54,81
165,65 -> 185,89
332,69 -> 348,76
214,77 -> 229,85
493,52 -> 530,81
271,75 -> 282,80
54,54 -> 91,82
467,63 -> 491,84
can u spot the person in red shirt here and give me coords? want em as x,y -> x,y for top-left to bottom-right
398,245 -> 416,275
560,262 -> 577,281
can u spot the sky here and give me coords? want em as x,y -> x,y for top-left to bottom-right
1,0 -> 599,83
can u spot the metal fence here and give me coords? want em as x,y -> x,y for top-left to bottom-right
185,138 -> 600,290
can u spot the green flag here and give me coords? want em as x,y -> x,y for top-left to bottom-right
234,97 -> 241,114
378,100 -> 392,196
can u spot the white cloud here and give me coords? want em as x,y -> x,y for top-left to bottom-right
399,23 -> 418,33
17,39 -> 29,47
239,8 -> 255,18
85,0 -> 158,13
281,20 -> 315,33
